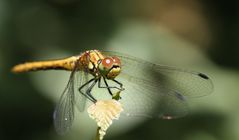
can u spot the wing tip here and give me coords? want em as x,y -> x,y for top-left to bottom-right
198,73 -> 210,80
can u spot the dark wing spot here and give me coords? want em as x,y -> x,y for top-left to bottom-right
175,92 -> 186,101
198,73 -> 209,80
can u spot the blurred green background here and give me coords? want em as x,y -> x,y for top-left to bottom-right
0,0 -> 238,140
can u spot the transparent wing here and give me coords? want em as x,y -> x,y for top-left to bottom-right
53,70 -> 76,135
53,65 -> 89,134
109,77 -> 189,119
103,51 -> 213,98
103,51 -> 213,118
74,71 -> 88,112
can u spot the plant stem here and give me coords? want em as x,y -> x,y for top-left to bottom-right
95,127 -> 101,140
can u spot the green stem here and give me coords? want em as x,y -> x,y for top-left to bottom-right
95,127 -> 101,140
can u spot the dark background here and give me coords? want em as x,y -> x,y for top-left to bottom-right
0,0 -> 238,140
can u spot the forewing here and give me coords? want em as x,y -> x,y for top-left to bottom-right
53,71 -> 76,135
103,51 -> 213,98
103,51 -> 213,118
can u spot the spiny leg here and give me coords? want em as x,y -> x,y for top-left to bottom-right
78,78 -> 96,103
98,77 -> 113,96
85,79 -> 98,103
113,79 -> 124,90
111,79 -> 124,99
103,77 -> 123,90
100,77 -> 124,91
102,77 -> 123,99
99,77 -> 122,96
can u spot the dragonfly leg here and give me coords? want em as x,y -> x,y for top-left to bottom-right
85,79 -> 98,103
102,77 -> 123,99
113,79 -> 124,91
78,78 -> 97,103
98,77 -> 113,96
102,77 -> 122,90
98,77 -> 122,95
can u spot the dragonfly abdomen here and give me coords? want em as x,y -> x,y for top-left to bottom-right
12,56 -> 79,73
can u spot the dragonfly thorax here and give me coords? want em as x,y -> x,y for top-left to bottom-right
79,50 -> 121,79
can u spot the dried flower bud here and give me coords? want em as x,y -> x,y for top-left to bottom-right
87,100 -> 123,140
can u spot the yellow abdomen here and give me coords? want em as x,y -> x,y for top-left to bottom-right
12,56 -> 79,73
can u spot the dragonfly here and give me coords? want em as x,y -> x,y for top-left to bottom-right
12,49 -> 213,134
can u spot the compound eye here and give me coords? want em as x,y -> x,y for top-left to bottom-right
112,56 -> 121,65
102,57 -> 114,69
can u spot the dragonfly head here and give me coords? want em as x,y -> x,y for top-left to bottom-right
98,56 -> 121,79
